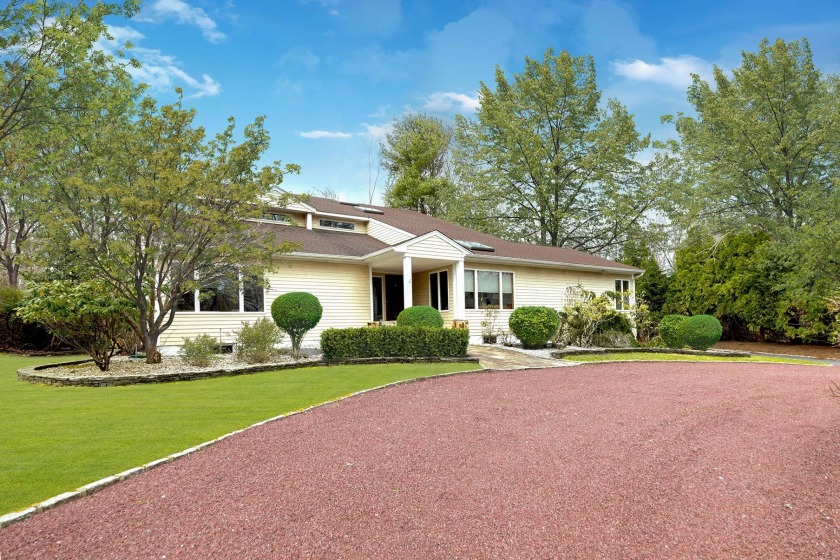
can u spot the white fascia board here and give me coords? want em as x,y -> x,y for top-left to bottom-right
465,254 -> 643,275
362,246 -> 398,260
277,252 -> 365,264
392,230 -> 472,255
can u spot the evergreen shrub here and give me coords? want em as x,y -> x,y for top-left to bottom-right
682,315 -> 723,350
509,306 -> 561,349
271,292 -> 322,358
659,314 -> 688,349
321,326 -> 469,359
396,305 -> 444,329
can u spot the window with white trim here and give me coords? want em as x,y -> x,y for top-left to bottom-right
464,269 -> 514,310
319,219 -> 355,231
615,279 -> 630,311
177,272 -> 264,312
429,270 -> 449,311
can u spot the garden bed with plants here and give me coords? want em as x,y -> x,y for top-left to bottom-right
17,353 -> 479,387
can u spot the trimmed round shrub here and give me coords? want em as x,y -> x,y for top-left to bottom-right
271,292 -> 323,358
682,314 -> 723,350
659,314 -> 688,348
508,306 -> 561,349
596,310 -> 634,334
396,305 -> 444,329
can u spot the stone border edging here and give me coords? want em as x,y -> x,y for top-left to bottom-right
1,361 -> 485,529
17,356 -> 481,387
551,347 -> 751,359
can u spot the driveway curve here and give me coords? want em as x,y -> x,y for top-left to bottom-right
2,362 -> 839,559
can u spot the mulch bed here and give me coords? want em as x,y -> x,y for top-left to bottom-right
2,362 -> 839,559
714,340 -> 840,360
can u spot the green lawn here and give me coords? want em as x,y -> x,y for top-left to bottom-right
563,352 -> 827,365
1,354 -> 480,515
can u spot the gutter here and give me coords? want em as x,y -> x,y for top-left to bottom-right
464,254 -> 644,275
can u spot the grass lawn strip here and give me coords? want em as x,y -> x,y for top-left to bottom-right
0,354 -> 479,517
563,352 -> 827,365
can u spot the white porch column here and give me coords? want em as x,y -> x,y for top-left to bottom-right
454,260 -> 465,320
368,265 -> 374,321
403,255 -> 413,309
305,213 -> 313,229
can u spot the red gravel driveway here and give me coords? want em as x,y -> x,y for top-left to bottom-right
2,362 -> 839,559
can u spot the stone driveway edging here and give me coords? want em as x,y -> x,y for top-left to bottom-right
1,361 -> 494,529
17,356 -> 481,387
552,347 -> 751,359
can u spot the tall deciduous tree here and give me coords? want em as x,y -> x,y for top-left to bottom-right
0,0 -> 140,287
454,48 -> 655,255
0,0 -> 139,142
381,112 -> 455,216
45,93 -> 299,363
666,38 -> 839,232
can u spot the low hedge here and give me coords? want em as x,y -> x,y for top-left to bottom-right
321,326 -> 469,359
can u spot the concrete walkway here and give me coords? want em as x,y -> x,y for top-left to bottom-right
468,344 -> 574,370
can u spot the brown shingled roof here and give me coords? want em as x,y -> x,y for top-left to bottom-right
304,197 -> 641,272
261,221 -> 389,257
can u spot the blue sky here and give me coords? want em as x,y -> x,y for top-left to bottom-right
99,0 -> 840,203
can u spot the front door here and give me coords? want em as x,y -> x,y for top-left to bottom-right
384,274 -> 404,321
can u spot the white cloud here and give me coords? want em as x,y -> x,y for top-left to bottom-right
611,55 -> 713,88
299,130 -> 353,139
140,0 -> 226,43
358,123 -> 392,140
96,25 -> 222,98
422,91 -> 479,113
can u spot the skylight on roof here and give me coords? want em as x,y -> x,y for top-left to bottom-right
456,240 -> 495,252
354,206 -> 385,214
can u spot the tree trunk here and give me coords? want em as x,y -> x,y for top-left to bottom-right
143,333 -> 162,364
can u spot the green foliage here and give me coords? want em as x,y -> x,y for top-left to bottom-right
396,305 -> 444,329
667,38 -> 839,233
381,113 -> 455,216
596,311 -> 634,335
508,306 -> 561,349
621,238 -> 670,316
592,330 -> 637,349
16,280 -> 134,370
41,92 -> 299,364
659,315 -> 688,349
271,292 -> 323,358
558,287 -> 617,347
665,230 -> 832,342
235,318 -> 284,364
0,286 -> 24,314
178,334 -> 219,368
320,327 -> 469,359
681,315 -> 723,350
454,48 -> 657,254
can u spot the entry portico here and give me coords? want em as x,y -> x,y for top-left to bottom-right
365,230 -> 470,323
